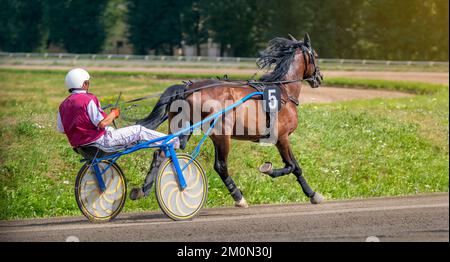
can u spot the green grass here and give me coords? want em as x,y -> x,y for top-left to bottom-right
0,69 -> 448,220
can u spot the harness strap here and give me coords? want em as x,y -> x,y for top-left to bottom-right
288,96 -> 300,106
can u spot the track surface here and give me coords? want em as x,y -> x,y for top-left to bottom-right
1,64 -> 448,84
0,193 -> 447,242
299,85 -> 412,103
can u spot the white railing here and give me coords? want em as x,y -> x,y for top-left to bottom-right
0,52 -> 448,67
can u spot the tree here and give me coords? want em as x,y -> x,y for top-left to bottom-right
410,0 -> 448,61
357,0 -> 449,60
200,0 -> 264,57
127,0 -> 186,55
43,0 -> 68,50
309,0 -> 364,59
102,0 -> 129,53
0,0 -> 45,52
1,0 -> 447,60
181,0 -> 208,55
262,0 -> 448,60
263,0 -> 314,40
261,0 -> 363,59
43,0 -> 108,53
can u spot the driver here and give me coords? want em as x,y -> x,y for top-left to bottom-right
57,68 -> 179,200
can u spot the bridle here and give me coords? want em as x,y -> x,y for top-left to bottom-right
298,42 -> 323,88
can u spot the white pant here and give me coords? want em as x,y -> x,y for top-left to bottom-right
93,125 -> 180,151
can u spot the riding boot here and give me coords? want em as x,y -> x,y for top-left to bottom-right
130,149 -> 167,201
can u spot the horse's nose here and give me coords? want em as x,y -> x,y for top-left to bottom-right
318,70 -> 324,80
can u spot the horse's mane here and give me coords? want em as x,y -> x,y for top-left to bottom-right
257,37 -> 302,82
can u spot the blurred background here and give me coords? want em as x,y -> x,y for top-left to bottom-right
0,0 -> 448,61
0,0 -> 448,223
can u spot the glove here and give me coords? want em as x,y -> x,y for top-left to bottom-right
111,108 -> 120,118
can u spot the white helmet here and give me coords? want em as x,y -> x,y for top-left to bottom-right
65,68 -> 90,90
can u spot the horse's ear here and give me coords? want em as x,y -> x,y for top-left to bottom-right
304,33 -> 311,46
288,34 -> 298,42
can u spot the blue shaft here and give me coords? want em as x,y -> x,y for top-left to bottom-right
89,91 -> 263,192
182,117 -> 219,172
168,91 -> 263,140
168,145 -> 187,190
92,163 -> 106,192
93,91 -> 263,163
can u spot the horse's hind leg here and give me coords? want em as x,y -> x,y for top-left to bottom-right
260,135 -> 323,204
211,135 -> 248,208
130,149 -> 165,200
178,133 -> 191,150
142,149 -> 165,195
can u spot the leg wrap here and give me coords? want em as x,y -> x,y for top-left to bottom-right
296,175 -> 315,198
178,134 -> 190,150
269,165 -> 293,178
223,176 -> 243,201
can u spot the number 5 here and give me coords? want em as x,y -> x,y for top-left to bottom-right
268,89 -> 277,110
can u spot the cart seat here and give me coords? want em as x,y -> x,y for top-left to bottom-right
74,142 -> 138,160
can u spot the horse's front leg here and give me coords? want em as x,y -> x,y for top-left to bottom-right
211,135 -> 248,208
260,135 -> 324,204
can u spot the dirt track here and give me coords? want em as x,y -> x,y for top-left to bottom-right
1,64 -> 448,84
325,70 -> 449,85
299,85 -> 412,103
0,193 -> 447,242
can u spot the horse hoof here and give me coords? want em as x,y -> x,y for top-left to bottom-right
310,192 -> 324,204
259,162 -> 273,174
235,197 -> 249,208
130,187 -> 145,201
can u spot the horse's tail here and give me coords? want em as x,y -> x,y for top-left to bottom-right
136,84 -> 186,129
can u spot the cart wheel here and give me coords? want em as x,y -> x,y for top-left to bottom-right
75,161 -> 126,222
155,154 -> 208,221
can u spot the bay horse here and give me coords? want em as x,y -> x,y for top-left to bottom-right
138,34 -> 324,207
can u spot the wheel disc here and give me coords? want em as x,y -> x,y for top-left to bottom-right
156,154 -> 207,220
76,161 -> 126,221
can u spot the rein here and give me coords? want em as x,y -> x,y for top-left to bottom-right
103,77 -> 316,112
102,81 -> 245,110
103,43 -> 321,111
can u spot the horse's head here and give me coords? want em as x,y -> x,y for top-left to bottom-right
258,34 -> 324,88
291,33 -> 324,88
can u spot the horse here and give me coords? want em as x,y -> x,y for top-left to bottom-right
138,34 -> 325,207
